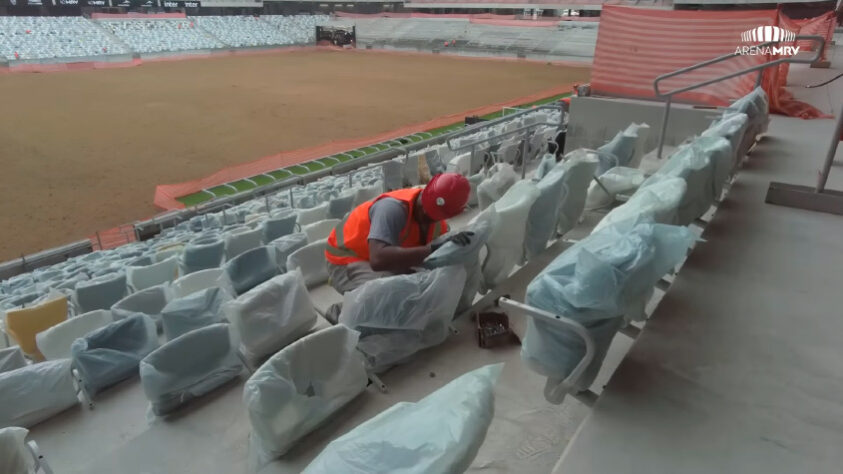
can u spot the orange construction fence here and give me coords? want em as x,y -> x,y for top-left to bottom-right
153,83 -> 576,210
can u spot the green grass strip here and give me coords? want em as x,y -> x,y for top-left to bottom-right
230,180 -> 256,192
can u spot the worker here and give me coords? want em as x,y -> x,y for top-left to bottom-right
325,172 -> 473,296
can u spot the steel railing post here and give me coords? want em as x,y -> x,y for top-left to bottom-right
657,96 -> 672,159
816,103 -> 843,193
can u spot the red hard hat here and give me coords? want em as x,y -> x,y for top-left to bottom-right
421,173 -> 470,221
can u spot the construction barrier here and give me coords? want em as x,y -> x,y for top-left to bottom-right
591,6 -> 835,119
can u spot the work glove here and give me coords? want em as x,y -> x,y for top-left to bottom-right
430,231 -> 475,252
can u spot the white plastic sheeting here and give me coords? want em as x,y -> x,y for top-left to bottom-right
224,272 -> 316,364
0,427 -> 35,474
71,314 -> 159,396
170,268 -> 223,299
73,272 -> 127,314
243,325 -> 368,468
557,150 -> 600,236
0,347 -> 26,374
533,153 -> 556,181
482,181 -> 540,290
222,246 -> 278,296
594,177 -> 687,233
269,233 -> 308,273
521,222 -> 696,400
161,287 -> 231,342
224,227 -> 263,260
702,112 -> 749,172
352,186 -> 382,208
140,324 -> 243,416
302,219 -> 340,243
526,164 -> 569,260
303,363 -> 502,474
595,122 -> 650,174
339,266 -> 466,373
296,203 -> 329,227
35,309 -> 113,361
111,285 -> 170,329
127,257 -> 178,292
694,135 -> 737,198
0,359 -> 78,428
262,210 -> 298,244
180,237 -> 225,275
727,86 -> 769,136
585,167 -> 645,211
286,239 -> 329,288
477,163 -> 518,210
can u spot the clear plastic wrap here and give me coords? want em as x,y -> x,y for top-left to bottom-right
640,141 -> 715,225
110,284 -> 170,329
269,233 -> 308,273
0,347 -> 26,374
594,177 -> 687,233
557,150 -> 599,236
36,309 -> 113,361
286,239 -> 329,288
161,287 -> 231,341
585,167 -> 645,211
0,359 -> 78,428
477,163 -> 518,210
0,427 -> 35,474
481,181 -> 540,290
526,165 -> 569,260
221,246 -> 278,296
303,363 -> 502,474
73,272 -> 127,314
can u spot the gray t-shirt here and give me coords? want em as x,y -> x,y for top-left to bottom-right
368,198 -> 409,246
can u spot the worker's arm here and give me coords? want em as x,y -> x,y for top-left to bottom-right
368,239 -> 431,273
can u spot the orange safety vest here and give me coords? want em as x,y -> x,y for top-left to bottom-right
325,188 -> 448,265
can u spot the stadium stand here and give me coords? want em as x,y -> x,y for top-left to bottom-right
99,19 -> 224,53
261,15 -> 330,44
190,16 -> 296,48
0,16 -> 128,61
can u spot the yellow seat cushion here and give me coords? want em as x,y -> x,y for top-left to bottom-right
6,296 -> 68,361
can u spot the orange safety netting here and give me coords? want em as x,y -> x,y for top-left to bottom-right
153,83 -> 576,210
591,6 -> 836,119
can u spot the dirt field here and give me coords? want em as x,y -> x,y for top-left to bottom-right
0,49 -> 590,261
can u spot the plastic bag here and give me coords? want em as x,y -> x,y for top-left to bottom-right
557,150 -> 599,236
521,221 -> 696,399
339,266 -> 466,373
303,363 -> 502,474
482,181 -> 540,290
595,123 -> 650,174
0,359 -> 78,428
269,233 -> 308,273
243,325 -> 368,468
224,272 -> 316,364
702,112 -> 749,172
35,309 -> 113,361
694,135 -> 735,198
71,313 -> 159,396
585,167 -> 645,211
140,323 -> 243,416
161,287 -> 231,341
180,236 -> 225,275
594,176 -> 686,233
526,165 -> 569,260
0,427 -> 35,474
641,141 -> 714,225
477,163 -> 518,210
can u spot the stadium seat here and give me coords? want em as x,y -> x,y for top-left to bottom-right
477,164 -> 518,210
556,150 -> 600,236
160,287 -> 230,342
296,203 -> 329,227
302,219 -> 340,243
180,236 -> 225,275
481,181 -> 540,291
110,285 -> 170,329
0,359 -> 78,428
594,177 -> 687,233
525,165 -> 569,260
74,272 -> 127,314
5,294 -> 68,361
222,246 -> 278,296
71,314 -> 159,397
171,268 -> 224,299
35,309 -> 113,361
261,210 -> 298,244
140,324 -> 243,416
269,233 -> 308,273
351,186 -> 381,208
224,272 -> 316,364
0,347 -> 26,374
224,227 -> 264,260
243,325 -> 368,466
328,192 -> 355,219
286,240 -> 329,288
127,256 -> 179,292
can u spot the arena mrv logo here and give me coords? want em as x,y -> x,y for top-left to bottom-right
736,26 -> 800,56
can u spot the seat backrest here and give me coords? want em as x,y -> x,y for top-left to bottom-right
243,325 -> 368,462
0,359 -> 78,428
171,268 -> 224,299
0,427 -> 36,473
180,237 -> 225,275
5,295 -> 68,361
0,347 -> 26,374
74,272 -> 127,314
481,181 -> 540,291
269,233 -> 308,273
594,177 -> 687,233
286,239 -> 329,288
525,165 -> 569,261
261,210 -> 298,244
351,186 -> 381,208
477,164 -> 518,211
302,219 -> 340,243
127,256 -> 178,292
557,150 -> 599,236
382,160 -> 404,191
295,203 -> 329,227
328,192 -> 355,220
224,227 -> 263,260
160,287 -> 230,341
36,309 -> 113,361
110,285 -> 170,329
223,246 -> 278,296
139,323 -> 242,416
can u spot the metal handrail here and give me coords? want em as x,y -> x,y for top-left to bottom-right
653,35 -> 826,158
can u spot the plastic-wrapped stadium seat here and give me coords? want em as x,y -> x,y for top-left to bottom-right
224,226 -> 263,260
328,192 -> 355,219
702,112 -> 749,172
534,153 -> 556,181
110,285 -> 170,329
140,324 -> 243,416
127,256 -> 178,292
225,272 -> 316,364
171,268 -> 223,299
303,364 -> 501,474
296,203 -> 329,227
71,314 -> 159,397
481,181 -> 540,291
585,167 -> 645,211
693,135 -> 735,198
727,86 -> 769,139
640,141 -> 716,226
382,159 -> 404,190
154,243 -> 185,263
525,165 -> 569,260
0,347 -> 26,374
286,239 -> 329,288
352,186 -> 381,208
595,123 -> 650,174
477,164 -> 518,210
594,177 -> 687,233
521,222 -> 696,403
161,287 -> 230,342
403,154 -> 420,186
467,172 -> 484,207
244,325 -> 368,467
0,359 -> 78,428
73,272 -> 127,314
222,246 -> 278,296
269,233 -> 308,273
262,210 -> 298,244
339,266 -> 466,373
0,427 -> 36,473
302,219 -> 339,243
36,310 -> 113,361
5,294 -> 68,361
557,150 -> 600,236
446,153 -> 472,176
180,236 -> 225,275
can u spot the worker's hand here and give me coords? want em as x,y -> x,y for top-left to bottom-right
430,231 -> 475,252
